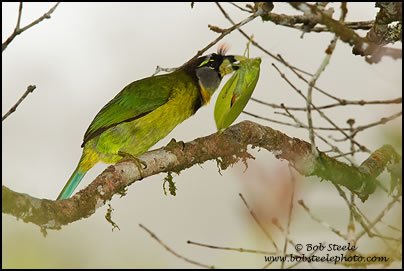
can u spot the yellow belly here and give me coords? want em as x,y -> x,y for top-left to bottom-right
82,83 -> 200,167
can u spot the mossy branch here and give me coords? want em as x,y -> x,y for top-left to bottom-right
2,121 -> 401,231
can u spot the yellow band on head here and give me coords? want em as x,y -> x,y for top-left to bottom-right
198,59 -> 210,67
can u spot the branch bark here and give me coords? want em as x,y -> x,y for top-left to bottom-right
2,121 -> 401,232
2,85 -> 36,121
287,2 -> 402,64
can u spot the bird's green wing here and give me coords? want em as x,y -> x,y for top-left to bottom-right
82,74 -> 177,147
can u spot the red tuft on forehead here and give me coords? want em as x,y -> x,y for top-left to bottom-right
217,43 -> 230,56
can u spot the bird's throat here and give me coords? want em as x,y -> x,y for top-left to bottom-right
198,81 -> 212,105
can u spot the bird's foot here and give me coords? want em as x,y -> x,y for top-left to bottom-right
118,151 -> 147,179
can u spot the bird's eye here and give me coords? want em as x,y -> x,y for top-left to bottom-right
208,62 -> 215,69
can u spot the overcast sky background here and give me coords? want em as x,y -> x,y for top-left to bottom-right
3,2 -> 402,268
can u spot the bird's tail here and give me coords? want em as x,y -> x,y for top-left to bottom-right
57,164 -> 86,200
57,151 -> 99,200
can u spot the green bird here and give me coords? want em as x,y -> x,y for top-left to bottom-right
57,51 -> 237,200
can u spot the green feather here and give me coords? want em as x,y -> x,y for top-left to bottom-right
82,74 -> 178,146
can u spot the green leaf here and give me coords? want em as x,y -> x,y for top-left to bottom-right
214,55 -> 261,133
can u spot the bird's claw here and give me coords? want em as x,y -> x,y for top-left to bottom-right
118,151 -> 147,179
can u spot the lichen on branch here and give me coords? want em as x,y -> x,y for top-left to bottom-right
2,121 -> 400,232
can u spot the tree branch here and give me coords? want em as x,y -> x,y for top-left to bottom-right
2,85 -> 36,121
181,5 -> 263,67
2,2 -> 60,52
288,2 -> 402,64
139,224 -> 214,268
251,97 -> 402,111
2,121 -> 401,232
366,2 -> 402,45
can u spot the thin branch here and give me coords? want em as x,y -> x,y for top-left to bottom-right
2,2 -> 60,52
333,184 -> 375,239
305,1 -> 347,155
257,4 -> 373,33
251,108 -> 401,139
311,21 -> 375,32
280,166 -> 296,269
257,2 -> 375,40
276,54 -> 344,103
242,110 -> 301,128
271,218 -> 317,269
215,2 -> 314,77
186,240 -> 278,256
355,194 -> 402,242
2,85 -> 36,121
289,2 -> 402,64
15,2 -> 23,30
139,224 -> 213,268
251,97 -> 402,111
272,63 -> 371,153
331,151 -> 358,159
351,111 -> 402,137
263,14 -> 374,33
182,6 -> 263,67
280,104 -> 357,165
228,2 -> 252,13
239,193 -> 279,251
306,36 -> 338,156
298,200 -> 347,239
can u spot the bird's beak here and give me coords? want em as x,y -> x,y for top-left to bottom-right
219,55 -> 238,78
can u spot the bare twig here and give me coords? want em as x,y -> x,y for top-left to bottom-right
239,193 -> 279,251
311,21 -> 375,32
2,2 -> 60,52
351,111 -> 402,137
280,166 -> 296,269
186,240 -> 278,256
215,2 -> 314,77
228,2 -> 252,13
246,106 -> 401,136
183,6 -> 263,67
355,194 -> 402,241
333,184 -> 374,239
251,97 -> 402,111
139,224 -> 213,268
15,2 -> 23,30
2,85 -> 36,121
242,110 -> 301,128
276,54 -> 344,103
262,13 -> 374,33
280,104 -> 357,165
298,200 -> 347,239
306,36 -> 338,156
272,63 -> 371,153
271,218 -> 317,268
